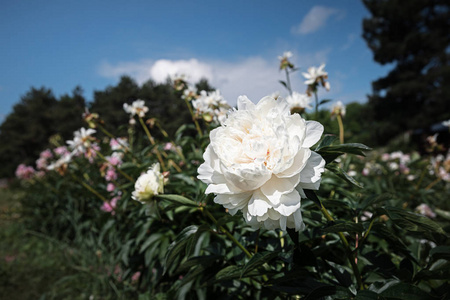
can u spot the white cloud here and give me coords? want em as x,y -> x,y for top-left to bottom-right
292,6 -> 343,35
97,51 -> 332,107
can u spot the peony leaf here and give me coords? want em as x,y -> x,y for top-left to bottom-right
155,194 -> 199,207
164,225 -> 199,274
315,135 -> 338,150
240,251 -> 278,277
380,282 -> 435,300
317,143 -> 371,157
325,162 -> 363,188
382,206 -> 446,235
322,221 -> 364,233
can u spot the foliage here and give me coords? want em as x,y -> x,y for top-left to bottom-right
6,79 -> 449,299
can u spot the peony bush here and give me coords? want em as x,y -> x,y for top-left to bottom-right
10,51 -> 450,299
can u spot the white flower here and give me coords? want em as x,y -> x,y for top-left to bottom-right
331,101 -> 346,118
123,100 -> 149,118
47,153 -> 73,171
278,51 -> 293,61
285,92 -> 312,112
132,163 -> 164,203
192,90 -> 230,123
66,127 -> 96,155
302,64 -> 328,86
442,119 -> 450,128
198,95 -> 326,231
181,85 -> 197,101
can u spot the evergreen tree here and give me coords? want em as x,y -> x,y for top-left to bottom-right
362,0 -> 450,144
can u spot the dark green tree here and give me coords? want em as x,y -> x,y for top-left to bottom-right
362,0 -> 450,144
90,76 -> 141,135
0,88 -> 58,177
52,86 -> 86,140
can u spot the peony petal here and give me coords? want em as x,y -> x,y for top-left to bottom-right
222,163 -> 271,191
277,148 -> 311,178
247,190 -> 271,217
299,151 -> 325,186
303,121 -> 324,148
259,173 -> 301,205
237,95 -> 255,111
273,190 -> 301,216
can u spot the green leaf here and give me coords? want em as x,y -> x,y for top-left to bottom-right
172,174 -> 197,186
325,162 -> 363,188
241,251 -> 278,277
303,285 -> 337,300
315,135 -> 338,151
304,189 -> 322,208
319,99 -> 332,106
355,290 -> 385,300
383,206 -> 446,235
155,194 -> 198,207
164,225 -> 199,274
214,265 -> 242,281
279,80 -> 288,89
380,282 -> 436,300
318,143 -> 371,157
429,246 -> 450,261
322,221 -> 364,233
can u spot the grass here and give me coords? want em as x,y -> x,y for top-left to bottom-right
0,188 -> 78,299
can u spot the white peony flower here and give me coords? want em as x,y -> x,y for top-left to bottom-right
192,90 -> 230,124
331,101 -> 346,118
132,163 -> 164,203
285,92 -> 312,112
302,64 -> 328,86
278,51 -> 293,61
123,100 -> 149,118
198,95 -> 326,231
66,127 -> 97,155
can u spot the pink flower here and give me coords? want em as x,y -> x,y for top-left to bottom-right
131,271 -> 141,282
164,142 -> 174,151
36,157 -> 48,170
105,168 -> 118,182
100,196 -> 119,215
15,164 -> 36,180
416,204 -> 436,218
107,155 -> 122,166
54,146 -> 70,156
106,183 -> 116,192
40,149 -> 53,159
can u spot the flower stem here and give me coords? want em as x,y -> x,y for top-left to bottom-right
184,98 -> 203,137
71,174 -> 107,202
94,150 -> 134,183
202,207 -> 269,282
337,114 -> 344,144
319,203 -> 364,290
314,91 -> 319,119
202,208 -> 252,259
284,68 -> 292,95
139,117 -> 155,145
138,117 -> 166,171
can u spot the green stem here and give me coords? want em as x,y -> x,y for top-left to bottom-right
314,91 -> 319,119
94,150 -> 134,182
284,68 -> 292,95
359,218 -> 375,248
138,117 -> 166,171
139,117 -> 155,145
97,123 -> 131,153
203,208 -> 252,258
337,114 -> 344,144
184,98 -> 203,137
320,204 -> 364,290
71,174 -> 107,202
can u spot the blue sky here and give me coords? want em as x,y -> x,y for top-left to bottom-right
0,0 -> 391,121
